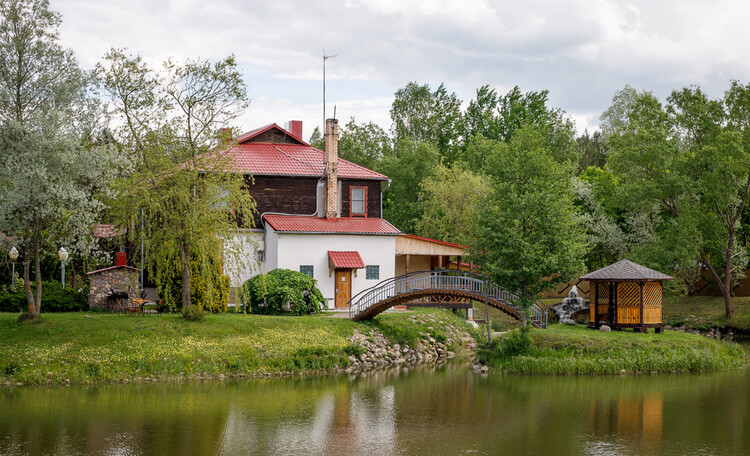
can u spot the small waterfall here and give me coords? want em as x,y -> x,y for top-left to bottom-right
551,285 -> 589,325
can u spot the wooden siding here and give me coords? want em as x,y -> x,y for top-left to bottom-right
340,180 -> 381,218
643,282 -> 662,324
246,175 -> 318,227
244,130 -> 302,144
616,282 -> 641,325
395,236 -> 466,256
244,176 -> 382,227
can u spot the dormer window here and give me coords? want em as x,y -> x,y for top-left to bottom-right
350,186 -> 367,217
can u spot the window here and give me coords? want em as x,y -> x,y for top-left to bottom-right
366,265 -> 379,280
350,186 -> 367,216
300,265 -> 314,277
211,186 -> 230,210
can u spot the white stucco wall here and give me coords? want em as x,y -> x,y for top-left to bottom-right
276,233 -> 396,309
223,230 -> 264,287
224,229 -> 397,309
264,226 -> 280,273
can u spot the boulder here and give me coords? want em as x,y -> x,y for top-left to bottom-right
599,325 -> 611,332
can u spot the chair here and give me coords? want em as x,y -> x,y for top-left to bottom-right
132,289 -> 159,316
106,288 -> 130,313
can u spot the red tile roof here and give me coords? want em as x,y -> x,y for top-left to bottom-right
216,124 -> 388,180
92,224 -> 126,239
328,251 -> 365,269
234,124 -> 285,144
86,265 -> 140,275
263,215 -> 401,235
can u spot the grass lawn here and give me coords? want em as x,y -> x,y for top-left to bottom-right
480,324 -> 746,375
663,295 -> 750,332
0,308 -> 474,386
481,295 -> 750,333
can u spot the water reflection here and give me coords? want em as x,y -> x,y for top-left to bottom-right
1,364 -> 749,455
587,392 -> 663,455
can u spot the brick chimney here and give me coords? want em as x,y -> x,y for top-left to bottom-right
285,120 -> 303,139
324,118 -> 339,219
115,252 -> 127,267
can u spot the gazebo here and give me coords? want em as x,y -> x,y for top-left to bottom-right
580,259 -> 673,333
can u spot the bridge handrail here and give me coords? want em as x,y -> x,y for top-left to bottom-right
347,269 -> 548,328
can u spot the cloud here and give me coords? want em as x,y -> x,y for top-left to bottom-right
54,0 -> 750,135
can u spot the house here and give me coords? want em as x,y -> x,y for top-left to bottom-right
220,119 -> 468,310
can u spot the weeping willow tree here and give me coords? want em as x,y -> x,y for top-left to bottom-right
98,49 -> 256,313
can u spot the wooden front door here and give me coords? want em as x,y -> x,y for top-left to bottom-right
335,269 -> 352,309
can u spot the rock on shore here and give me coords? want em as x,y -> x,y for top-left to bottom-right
344,316 -> 476,374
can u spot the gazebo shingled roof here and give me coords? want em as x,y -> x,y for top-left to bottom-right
579,259 -> 674,282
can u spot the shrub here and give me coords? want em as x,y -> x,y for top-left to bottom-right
182,304 -> 205,321
478,325 -> 534,365
490,320 -> 508,332
156,249 -> 230,313
240,269 -> 324,315
0,281 -> 88,313
499,325 -> 534,357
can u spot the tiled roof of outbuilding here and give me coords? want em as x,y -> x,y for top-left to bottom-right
579,259 -> 674,282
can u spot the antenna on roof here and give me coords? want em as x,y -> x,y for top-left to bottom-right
323,50 -> 337,126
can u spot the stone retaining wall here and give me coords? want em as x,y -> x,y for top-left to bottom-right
344,314 -> 477,373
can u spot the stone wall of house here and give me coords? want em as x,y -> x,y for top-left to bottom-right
88,268 -> 139,310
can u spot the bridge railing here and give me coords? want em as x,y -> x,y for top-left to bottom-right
348,270 -> 548,328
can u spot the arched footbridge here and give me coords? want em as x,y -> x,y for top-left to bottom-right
348,270 -> 549,329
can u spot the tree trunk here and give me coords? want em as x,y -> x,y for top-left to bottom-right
723,291 -> 734,321
701,249 -> 735,321
722,232 -> 735,320
22,227 -> 43,318
180,242 -> 192,311
33,230 -> 42,317
520,281 -> 528,327
23,257 -> 33,315
22,230 -> 34,315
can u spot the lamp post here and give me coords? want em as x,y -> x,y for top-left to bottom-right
9,247 -> 18,288
58,247 -> 69,288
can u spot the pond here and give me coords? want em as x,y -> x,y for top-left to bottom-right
1,362 -> 748,455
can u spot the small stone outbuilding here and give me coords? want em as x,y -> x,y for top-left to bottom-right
87,265 -> 139,310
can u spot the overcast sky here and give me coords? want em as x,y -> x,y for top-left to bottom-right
55,0 -> 750,140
